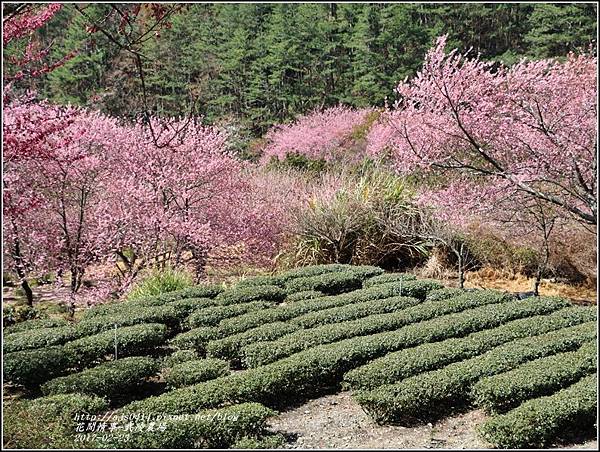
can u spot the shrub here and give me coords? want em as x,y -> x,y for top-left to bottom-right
375,280 -> 444,301
4,346 -> 78,386
3,326 -> 84,353
169,327 -> 218,353
206,322 -> 301,362
3,393 -> 108,448
99,403 -> 275,448
155,284 -> 224,302
122,295 -> 567,415
162,350 -> 200,368
232,433 -> 287,449
186,301 -> 274,328
167,298 -> 217,316
215,285 -> 286,305
2,304 -> 45,328
4,317 -> 69,334
126,267 -> 194,301
278,264 -> 352,281
353,321 -> 597,424
291,295 -> 421,329
76,305 -> 182,336
284,271 -> 362,295
65,323 -> 168,366
285,290 -> 324,302
165,358 -> 230,388
236,275 -> 285,288
425,287 -> 466,302
242,291 -> 520,367
363,273 -> 417,288
471,341 -> 597,413
478,373 -> 597,448
349,265 -> 385,280
344,305 -> 597,390
41,356 -> 159,398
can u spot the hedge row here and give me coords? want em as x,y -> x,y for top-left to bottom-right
344,305 -> 597,390
76,305 -> 182,336
121,295 -> 566,414
65,323 -> 168,366
346,265 -> 385,281
4,346 -> 78,387
241,291 -> 522,367
277,264 -> 353,281
236,275 -> 285,288
216,281 -> 437,337
425,287 -> 466,302
471,341 -> 597,413
152,284 -> 224,302
353,321 -> 597,424
284,290 -> 324,302
169,327 -> 218,353
162,349 -> 199,368
4,317 -> 70,335
214,285 -> 286,305
206,322 -> 301,362
291,295 -> 421,329
363,272 -> 417,288
478,373 -> 597,448
41,356 -> 158,399
4,326 -> 84,353
232,433 -> 287,449
98,403 -> 275,449
186,301 -> 274,329
165,358 -> 230,388
283,271 -> 362,295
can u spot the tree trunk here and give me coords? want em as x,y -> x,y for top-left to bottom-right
458,254 -> 465,289
20,278 -> 34,306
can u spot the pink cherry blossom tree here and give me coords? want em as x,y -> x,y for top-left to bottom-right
368,35 -> 597,226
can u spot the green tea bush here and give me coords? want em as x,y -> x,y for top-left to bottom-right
186,301 -> 274,328
3,393 -> 108,449
99,403 -> 275,449
155,284 -> 224,302
122,295 -> 567,414
425,287 -> 467,302
348,265 -> 385,280
126,267 -> 194,301
472,341 -> 597,413
363,273 -> 417,288
284,290 -> 324,302
232,433 -> 287,449
167,298 -> 217,316
4,346 -> 78,386
215,285 -> 286,305
169,327 -> 218,353
242,291 -> 522,367
291,295 -> 421,329
206,322 -> 301,362
375,280 -> 444,301
165,358 -> 230,388
4,317 -> 69,334
353,321 -> 597,424
65,323 -> 168,366
3,326 -> 84,353
344,305 -> 597,390
478,373 -> 597,448
278,264 -> 352,281
41,356 -> 159,398
283,271 -> 362,295
162,350 -> 199,368
76,305 -> 182,336
236,275 -> 285,288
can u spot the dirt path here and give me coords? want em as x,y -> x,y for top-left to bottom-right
269,392 -> 597,449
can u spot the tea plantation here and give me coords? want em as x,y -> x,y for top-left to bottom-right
3,264 -> 597,449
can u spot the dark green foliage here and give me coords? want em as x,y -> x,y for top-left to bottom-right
3,393 -> 109,449
121,295 -> 567,414
41,356 -> 159,398
165,358 -> 230,388
363,272 -> 417,288
4,317 -> 70,335
478,373 -> 597,448
76,305 -> 182,336
472,341 -> 597,413
186,301 -> 274,328
3,326 -> 84,353
353,322 -> 596,424
279,264 -> 353,281
65,323 -> 168,366
232,433 -> 287,449
170,327 -> 218,353
291,295 -> 421,329
375,280 -> 444,301
348,265 -> 385,280
215,285 -> 286,305
242,291 -> 521,367
4,346 -> 78,387
162,349 -> 200,368
236,275 -> 285,288
344,306 -> 596,390
206,322 -> 301,361
284,271 -> 363,295
425,287 -> 467,302
285,290 -> 325,302
98,403 -> 276,448
155,284 -> 225,302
